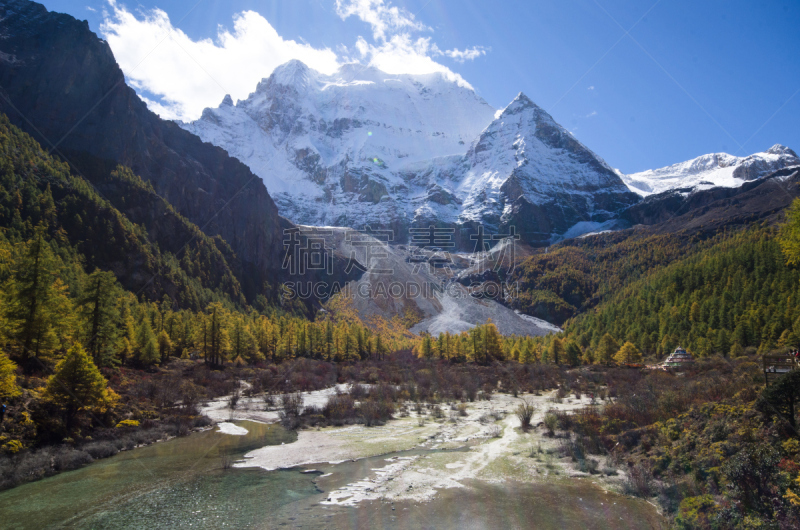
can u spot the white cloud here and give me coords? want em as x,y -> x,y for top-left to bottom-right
587,85 -> 595,90
101,1 -> 340,121
334,0 -> 427,41
586,110 -> 597,118
86,6 -> 97,12
440,46 -> 487,63
351,35 -> 474,88
336,0 -> 485,89
101,0 -> 487,121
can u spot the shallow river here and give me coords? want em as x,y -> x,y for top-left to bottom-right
0,421 -> 665,529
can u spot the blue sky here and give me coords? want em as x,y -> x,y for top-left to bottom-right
44,0 -> 800,174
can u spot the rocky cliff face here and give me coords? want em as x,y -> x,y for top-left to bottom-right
0,0 -> 286,300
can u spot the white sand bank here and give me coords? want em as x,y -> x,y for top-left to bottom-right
231,389 -> 620,506
216,422 -> 248,435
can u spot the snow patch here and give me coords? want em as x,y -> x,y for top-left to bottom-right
216,422 -> 248,436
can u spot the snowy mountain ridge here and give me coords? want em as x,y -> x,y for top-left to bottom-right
181,60 -> 497,234
621,144 -> 799,196
180,59 -> 797,245
181,61 -> 638,245
448,92 -> 637,237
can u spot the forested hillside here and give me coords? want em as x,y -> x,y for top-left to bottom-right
0,113 -> 420,461
509,231 -> 696,324
563,227 -> 800,359
0,113 -> 246,310
0,0 -> 287,302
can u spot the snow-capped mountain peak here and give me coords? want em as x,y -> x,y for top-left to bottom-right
452,90 -> 637,240
180,61 -> 649,245
767,143 -> 797,157
181,60 -> 498,233
501,92 -> 538,113
622,145 -> 800,196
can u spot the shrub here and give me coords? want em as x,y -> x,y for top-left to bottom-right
674,495 -> 719,529
228,392 -> 240,411
1,440 -> 23,454
360,399 -> 394,427
84,441 -> 118,459
279,393 -> 304,430
578,458 -> 599,474
323,394 -> 356,423
544,413 -> 558,436
722,443 -> 781,512
622,463 -> 654,497
515,399 -> 536,432
350,383 -> 368,400
53,449 -> 93,471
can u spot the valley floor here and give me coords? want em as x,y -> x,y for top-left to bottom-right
202,388 -> 634,508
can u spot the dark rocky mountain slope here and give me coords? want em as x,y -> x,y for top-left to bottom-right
0,0 -> 285,301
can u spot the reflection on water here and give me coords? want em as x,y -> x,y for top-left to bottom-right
0,423 -> 665,529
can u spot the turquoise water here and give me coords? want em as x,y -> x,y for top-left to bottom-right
0,422 -> 319,529
0,423 -> 665,529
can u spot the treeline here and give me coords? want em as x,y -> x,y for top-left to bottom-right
0,226 -> 416,371
416,322 -> 584,365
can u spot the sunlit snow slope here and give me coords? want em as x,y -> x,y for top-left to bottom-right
621,144 -> 799,196
181,61 -> 639,245
182,60 -> 495,231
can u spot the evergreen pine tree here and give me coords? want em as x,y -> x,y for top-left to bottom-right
519,341 -> 534,364
43,343 -> 114,431
422,334 -> 433,359
4,227 -> 70,366
77,270 -> 121,367
157,330 -> 172,364
135,318 -> 159,366
597,333 -> 619,365
484,321 -> 503,362
376,334 -> 385,360
565,341 -> 581,366
206,303 -> 229,366
614,341 -> 643,364
550,337 -> 564,365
